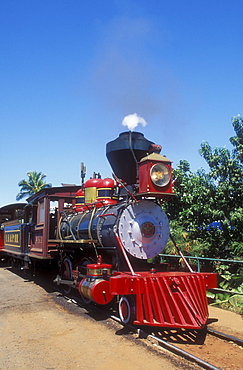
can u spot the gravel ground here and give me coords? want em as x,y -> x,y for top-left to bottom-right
0,266 -> 195,370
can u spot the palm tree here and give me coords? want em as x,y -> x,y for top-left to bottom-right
16,171 -> 52,200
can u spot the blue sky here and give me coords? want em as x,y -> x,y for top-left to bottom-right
1,0 -> 242,207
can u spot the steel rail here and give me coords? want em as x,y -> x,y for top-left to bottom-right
207,327 -> 243,347
144,332 -> 221,370
108,314 -> 221,370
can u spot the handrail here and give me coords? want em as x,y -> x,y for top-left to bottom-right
160,253 -> 243,272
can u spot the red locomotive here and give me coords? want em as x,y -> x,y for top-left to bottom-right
0,131 -> 217,328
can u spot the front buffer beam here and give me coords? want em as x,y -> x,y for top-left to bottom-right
110,271 -> 217,329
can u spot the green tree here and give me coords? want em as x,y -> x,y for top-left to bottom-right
199,134 -> 243,258
199,142 -> 243,257
164,160 -> 215,257
165,115 -> 243,260
16,171 -> 52,200
167,160 -> 215,227
230,115 -> 243,163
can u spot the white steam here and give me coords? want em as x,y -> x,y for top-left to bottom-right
121,113 -> 147,131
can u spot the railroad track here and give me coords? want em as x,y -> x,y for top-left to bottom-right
66,293 -> 243,370
7,267 -> 243,370
207,327 -> 243,347
57,289 -> 242,370
132,326 -> 243,370
104,312 -> 242,370
136,331 -> 220,370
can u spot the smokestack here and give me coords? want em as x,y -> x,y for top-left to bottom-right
106,131 -> 154,185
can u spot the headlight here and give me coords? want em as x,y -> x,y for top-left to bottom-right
150,163 -> 170,187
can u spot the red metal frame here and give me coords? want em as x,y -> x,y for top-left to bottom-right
110,270 -> 217,329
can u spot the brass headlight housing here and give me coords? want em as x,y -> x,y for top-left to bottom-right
150,163 -> 170,187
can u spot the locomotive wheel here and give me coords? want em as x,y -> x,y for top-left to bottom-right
60,257 -> 73,294
118,296 -> 135,325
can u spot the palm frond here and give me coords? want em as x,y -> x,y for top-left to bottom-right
16,171 -> 52,200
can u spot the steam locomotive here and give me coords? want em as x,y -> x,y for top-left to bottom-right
0,131 -> 217,328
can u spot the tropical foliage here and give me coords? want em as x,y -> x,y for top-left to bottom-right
16,171 -> 52,200
164,115 -> 243,260
208,263 -> 243,314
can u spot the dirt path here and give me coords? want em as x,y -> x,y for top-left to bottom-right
0,267 -> 192,370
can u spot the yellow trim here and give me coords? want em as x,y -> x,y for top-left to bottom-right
5,229 -> 20,233
5,230 -> 20,245
97,187 -> 113,190
4,244 -> 21,248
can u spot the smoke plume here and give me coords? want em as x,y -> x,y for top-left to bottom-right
121,113 -> 147,131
